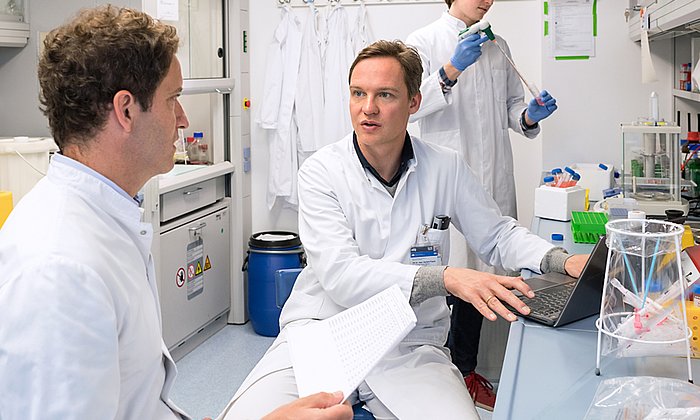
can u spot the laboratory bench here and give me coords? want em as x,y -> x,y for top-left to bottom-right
492,216 -> 700,419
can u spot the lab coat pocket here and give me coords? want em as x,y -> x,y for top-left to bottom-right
426,228 -> 450,265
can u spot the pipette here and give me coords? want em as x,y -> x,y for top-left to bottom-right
459,21 -> 544,106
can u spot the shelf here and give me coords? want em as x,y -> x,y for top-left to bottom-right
674,89 -> 700,102
0,19 -> 28,48
158,161 -> 234,194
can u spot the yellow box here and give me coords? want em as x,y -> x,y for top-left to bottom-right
686,304 -> 700,358
683,225 -> 695,250
0,191 -> 12,229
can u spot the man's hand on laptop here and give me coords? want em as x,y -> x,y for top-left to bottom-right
564,254 -> 589,278
444,267 -> 535,323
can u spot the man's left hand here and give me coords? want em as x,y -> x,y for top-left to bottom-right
526,90 -> 557,124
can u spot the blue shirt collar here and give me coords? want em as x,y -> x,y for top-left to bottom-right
52,154 -> 142,205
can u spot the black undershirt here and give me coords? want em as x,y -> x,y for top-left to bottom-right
352,132 -> 414,187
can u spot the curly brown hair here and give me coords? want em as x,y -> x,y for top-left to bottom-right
348,40 -> 423,98
38,5 -> 179,150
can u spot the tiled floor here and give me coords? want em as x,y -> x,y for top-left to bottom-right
172,323 -> 493,419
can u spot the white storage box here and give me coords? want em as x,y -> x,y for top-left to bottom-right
0,137 -> 56,206
534,185 -> 587,221
570,163 -> 613,202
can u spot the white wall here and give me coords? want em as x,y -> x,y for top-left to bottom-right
541,1 -> 673,172
248,0 -> 542,232
0,0 -> 140,137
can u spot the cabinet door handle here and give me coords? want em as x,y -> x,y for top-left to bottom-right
183,187 -> 203,196
188,222 -> 207,233
188,222 -> 207,240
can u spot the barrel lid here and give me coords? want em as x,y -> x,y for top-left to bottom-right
249,231 -> 301,249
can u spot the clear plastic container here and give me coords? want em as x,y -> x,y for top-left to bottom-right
596,219 -> 692,360
185,136 -> 199,163
192,132 -> 211,165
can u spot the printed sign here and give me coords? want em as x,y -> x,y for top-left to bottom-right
186,237 -> 204,300
176,267 -> 185,288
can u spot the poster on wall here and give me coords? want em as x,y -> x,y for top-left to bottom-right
157,0 -> 179,21
546,0 -> 596,60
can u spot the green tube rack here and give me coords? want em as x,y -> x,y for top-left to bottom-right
571,211 -> 608,244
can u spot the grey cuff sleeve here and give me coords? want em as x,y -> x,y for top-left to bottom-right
540,247 -> 570,274
410,265 -> 449,306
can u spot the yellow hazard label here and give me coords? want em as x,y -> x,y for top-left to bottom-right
195,261 -> 203,275
204,255 -> 212,271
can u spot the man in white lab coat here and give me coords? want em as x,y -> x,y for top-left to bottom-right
406,0 -> 559,409
0,6 -> 351,420
220,40 -> 584,420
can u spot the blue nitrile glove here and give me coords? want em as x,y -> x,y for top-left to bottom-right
526,90 -> 558,123
450,34 -> 489,71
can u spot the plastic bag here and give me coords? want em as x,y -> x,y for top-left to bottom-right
585,376 -> 700,419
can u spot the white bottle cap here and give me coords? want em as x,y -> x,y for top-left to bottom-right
628,210 -> 646,220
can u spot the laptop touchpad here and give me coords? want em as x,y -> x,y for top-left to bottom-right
516,273 -> 572,295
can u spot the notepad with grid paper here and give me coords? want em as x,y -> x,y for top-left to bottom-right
287,284 -> 417,400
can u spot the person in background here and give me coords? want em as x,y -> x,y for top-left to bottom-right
406,0 -> 559,410
0,6 -> 350,420
219,40 -> 585,420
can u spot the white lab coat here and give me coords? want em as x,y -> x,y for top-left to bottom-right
406,12 -> 539,220
295,4 -> 325,154
259,5 -> 303,210
224,134 -> 553,418
0,157 -> 187,420
350,0 -> 373,54
322,3 -> 354,143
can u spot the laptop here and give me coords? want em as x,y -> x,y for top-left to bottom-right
507,235 -> 609,327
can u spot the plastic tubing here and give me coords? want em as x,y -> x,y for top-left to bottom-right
640,238 -> 661,309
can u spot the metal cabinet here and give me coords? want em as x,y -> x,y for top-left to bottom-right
147,163 -> 235,360
159,199 -> 231,354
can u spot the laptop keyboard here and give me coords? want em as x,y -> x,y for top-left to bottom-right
520,282 -> 576,321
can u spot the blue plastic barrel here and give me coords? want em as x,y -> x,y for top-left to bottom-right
244,231 -> 304,337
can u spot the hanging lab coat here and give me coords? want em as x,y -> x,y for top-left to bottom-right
259,5 -> 303,210
227,134 -> 554,418
295,4 -> 325,154
0,156 -> 187,420
406,12 -> 540,220
350,0 -> 373,54
322,3 -> 354,143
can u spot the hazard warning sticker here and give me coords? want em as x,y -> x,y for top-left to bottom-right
176,267 -> 185,288
186,237 -> 204,300
204,255 -> 212,271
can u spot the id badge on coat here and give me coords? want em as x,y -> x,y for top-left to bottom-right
410,221 -> 450,266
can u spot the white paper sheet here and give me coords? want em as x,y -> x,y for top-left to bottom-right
156,0 -> 178,21
287,284 -> 417,400
551,0 -> 595,57
641,29 -> 658,84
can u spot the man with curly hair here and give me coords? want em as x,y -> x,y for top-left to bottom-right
0,6 -> 351,420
